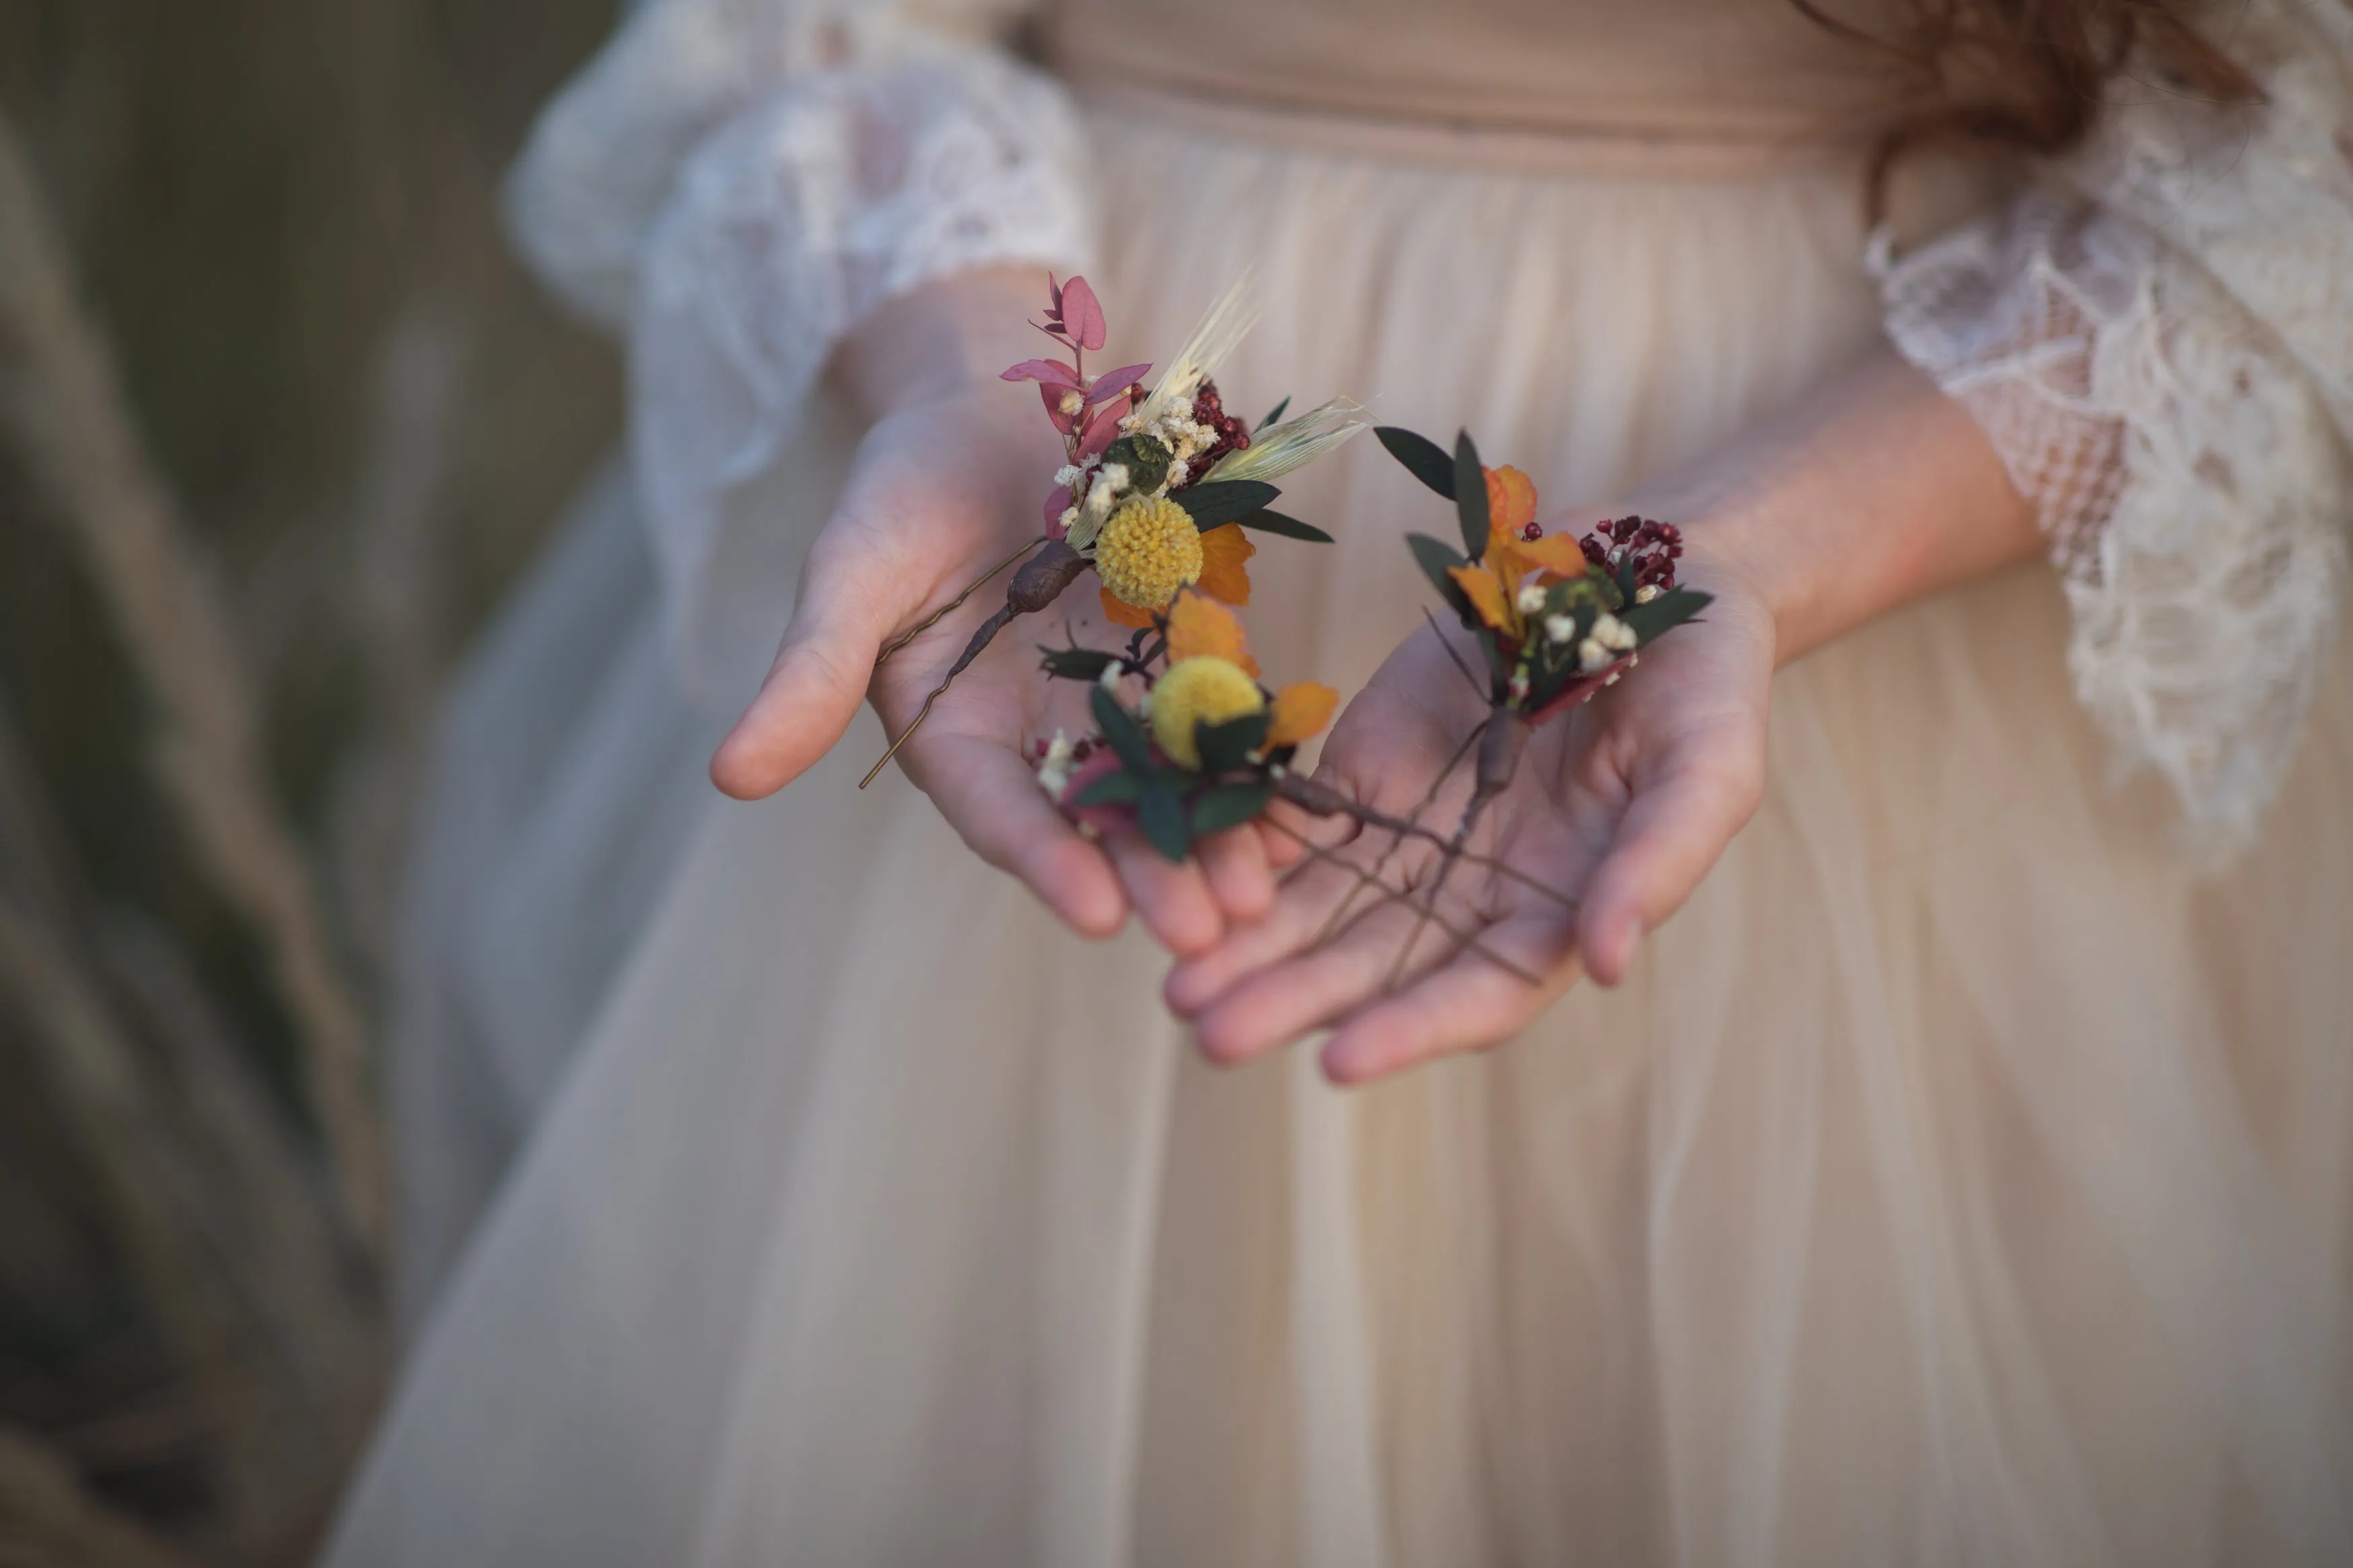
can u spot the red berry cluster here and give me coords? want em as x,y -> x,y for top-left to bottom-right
1174,380 -> 1252,489
1579,515 -> 1683,591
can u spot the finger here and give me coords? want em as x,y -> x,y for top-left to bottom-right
1195,825 -> 1274,926
1160,845 -> 1369,1018
710,531 -> 902,800
1318,912 -> 1580,1083
899,731 -> 1128,938
1105,833 -> 1226,958
1186,889 -> 1460,1065
1255,794 -> 1327,870
1575,753 -> 1760,985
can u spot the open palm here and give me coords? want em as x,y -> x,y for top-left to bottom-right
713,388 -> 1277,952
1165,565 -> 1774,1083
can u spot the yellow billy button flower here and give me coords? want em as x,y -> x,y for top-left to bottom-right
1146,592 -> 1338,768
1093,494 -> 1202,614
1097,507 -> 1257,630
1151,657 -> 1263,769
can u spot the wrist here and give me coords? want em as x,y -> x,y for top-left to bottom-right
1617,348 -> 2041,669
833,265 -> 1071,421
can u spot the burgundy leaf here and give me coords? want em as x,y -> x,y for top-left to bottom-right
1060,276 -> 1107,351
1002,357 -> 1082,390
1082,364 -> 1152,408
1076,399 -> 1127,460
1039,383 -> 1080,437
1043,483 -> 1074,538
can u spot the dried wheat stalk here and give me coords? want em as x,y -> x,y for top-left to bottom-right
0,1423 -> 202,1568
0,110 -> 387,1254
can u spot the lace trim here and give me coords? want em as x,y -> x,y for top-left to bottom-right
504,0 -> 1092,686
1876,0 -> 2353,858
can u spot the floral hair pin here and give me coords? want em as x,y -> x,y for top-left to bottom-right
1033,591 -> 1338,860
1375,424 -> 1710,847
1254,427 -> 1714,987
859,273 -> 1366,786
1031,591 -> 1593,986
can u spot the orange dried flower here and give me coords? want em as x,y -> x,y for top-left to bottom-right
1197,522 -> 1255,605
1165,591 -> 1259,675
1266,682 -> 1339,748
1449,530 -> 1589,646
1484,464 -> 1538,538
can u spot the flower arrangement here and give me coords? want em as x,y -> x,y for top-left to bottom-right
1373,425 -> 1710,845
1224,426 -> 1713,987
860,274 -> 1365,786
1030,589 -> 1579,984
1032,591 -> 1338,860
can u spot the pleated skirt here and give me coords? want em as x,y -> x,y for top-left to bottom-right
334,97 -> 2353,1566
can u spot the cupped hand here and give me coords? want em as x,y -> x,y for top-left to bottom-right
709,360 -> 1279,954
1164,552 -> 1774,1082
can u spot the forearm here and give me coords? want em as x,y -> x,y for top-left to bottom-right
831,265 -> 1064,421
1631,345 -> 2042,667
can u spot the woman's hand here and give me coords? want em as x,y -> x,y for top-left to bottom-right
708,272 -> 1279,953
1164,348 -> 2044,1081
1163,550 -> 1773,1082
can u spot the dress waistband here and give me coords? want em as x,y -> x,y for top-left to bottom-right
1075,79 -> 1874,181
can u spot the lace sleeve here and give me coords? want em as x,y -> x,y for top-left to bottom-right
504,0 -> 1096,686
1874,0 -> 2353,857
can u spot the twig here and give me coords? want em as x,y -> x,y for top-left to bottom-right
0,112 -> 386,1253
1274,771 -> 1576,911
1309,717 -> 1481,947
1263,818 -> 1541,985
1386,710 -> 1525,986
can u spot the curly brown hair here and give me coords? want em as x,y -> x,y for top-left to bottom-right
1796,0 -> 2259,216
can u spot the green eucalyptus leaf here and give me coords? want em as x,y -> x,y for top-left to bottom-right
1452,430 -> 1490,559
1039,645 -> 1121,682
1194,710 -> 1271,775
1091,685 -> 1152,771
1190,781 -> 1273,837
1233,507 -> 1334,543
1375,426 -> 1458,500
1254,396 -> 1291,432
1137,780 -> 1191,862
1618,587 -> 1713,644
1406,532 -> 1476,622
1177,480 -> 1282,530
1072,768 -> 1144,807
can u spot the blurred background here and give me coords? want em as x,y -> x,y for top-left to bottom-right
0,0 -> 620,1559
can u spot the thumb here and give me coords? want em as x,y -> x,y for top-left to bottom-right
709,537 -> 895,799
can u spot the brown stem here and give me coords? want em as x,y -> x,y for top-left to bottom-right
1310,718 -> 1482,947
1272,751 -> 1574,911
1263,819 -> 1542,985
860,540 -> 1089,788
1385,710 -> 1525,985
875,536 -> 1047,667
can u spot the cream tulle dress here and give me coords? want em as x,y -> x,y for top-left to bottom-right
327,0 -> 2353,1562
